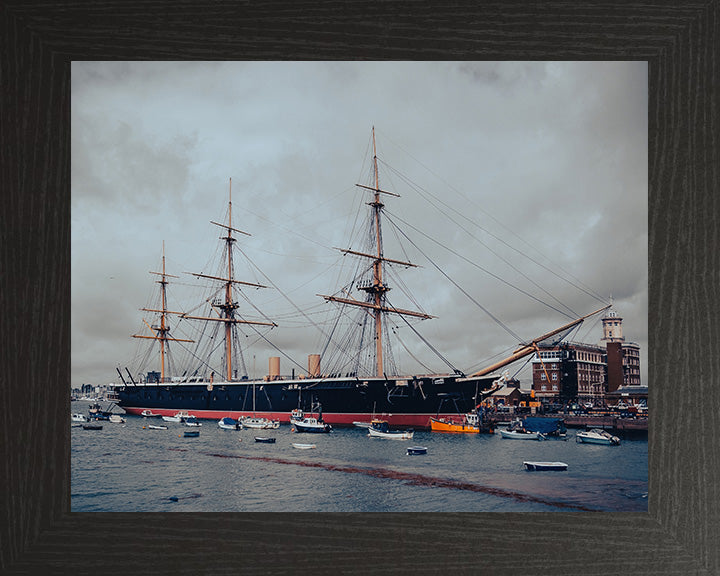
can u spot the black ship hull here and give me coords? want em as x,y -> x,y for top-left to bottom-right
116,374 -> 497,429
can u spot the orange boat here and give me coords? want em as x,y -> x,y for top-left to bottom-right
430,412 -> 494,434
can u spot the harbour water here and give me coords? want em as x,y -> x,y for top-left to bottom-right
71,402 -> 648,512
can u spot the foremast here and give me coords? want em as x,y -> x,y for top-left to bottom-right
133,242 -> 193,383
181,179 -> 277,381
321,128 -> 433,378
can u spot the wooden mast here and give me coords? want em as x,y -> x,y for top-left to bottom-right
180,178 -> 277,382
133,242 -> 193,382
319,128 -> 431,379
225,178 -> 234,381
371,128 -> 385,377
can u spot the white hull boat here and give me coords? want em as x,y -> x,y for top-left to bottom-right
367,419 -> 414,440
291,416 -> 332,433
500,429 -> 544,440
241,417 -> 280,429
576,429 -> 620,445
524,461 -> 568,471
218,417 -> 241,430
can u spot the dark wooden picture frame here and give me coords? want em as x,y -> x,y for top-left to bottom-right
1,2 -> 717,574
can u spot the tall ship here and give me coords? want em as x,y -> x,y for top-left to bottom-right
116,129 -> 608,428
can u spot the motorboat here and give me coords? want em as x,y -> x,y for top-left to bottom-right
71,413 -> 88,422
218,417 -> 241,430
241,416 -> 280,429
141,409 -> 161,417
292,443 -> 316,449
367,419 -> 414,440
430,411 -> 494,434
500,419 -> 545,440
82,424 -> 103,430
254,437 -> 276,443
576,429 -> 620,445
352,421 -> 371,429
184,416 -> 202,427
407,446 -> 428,455
523,461 -> 568,471
500,429 -> 545,440
109,414 -> 126,424
292,416 -> 332,433
162,411 -> 190,423
183,430 -> 200,437
146,424 -> 168,430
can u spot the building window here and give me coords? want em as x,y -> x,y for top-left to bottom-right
552,373 -> 557,381
552,384 -> 558,391
541,373 -> 546,381
541,385 -> 547,391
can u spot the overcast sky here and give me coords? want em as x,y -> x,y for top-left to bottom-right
71,61 -> 648,389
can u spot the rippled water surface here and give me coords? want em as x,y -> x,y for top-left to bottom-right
72,402 -> 648,512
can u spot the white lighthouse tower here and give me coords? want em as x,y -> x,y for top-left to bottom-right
600,300 -> 624,343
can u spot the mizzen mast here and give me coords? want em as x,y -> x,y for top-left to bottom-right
134,242 -> 193,383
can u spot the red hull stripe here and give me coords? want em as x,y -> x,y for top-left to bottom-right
123,407 -> 455,428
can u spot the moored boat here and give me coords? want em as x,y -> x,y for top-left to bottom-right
82,424 -> 103,430
292,443 -> 316,450
109,414 -> 126,424
141,409 -> 161,417
500,429 -> 544,440
71,413 -> 88,422
183,430 -> 200,437
407,446 -> 427,455
146,424 -> 168,430
255,437 -> 276,443
218,417 -> 241,430
184,416 -> 202,427
576,429 -> 620,445
162,411 -> 190,423
241,416 -> 280,429
523,461 -> 568,471
367,419 -> 414,440
500,419 -> 545,440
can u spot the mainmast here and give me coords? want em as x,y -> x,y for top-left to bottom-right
134,242 -> 193,382
181,179 -> 276,381
320,128 -> 432,378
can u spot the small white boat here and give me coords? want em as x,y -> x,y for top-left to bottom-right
241,417 -> 280,429
292,416 -> 332,433
162,411 -> 190,423
141,409 -> 161,417
500,429 -> 545,440
292,443 -> 316,450
146,424 -> 168,430
367,419 -> 414,440
218,417 -> 241,430
184,416 -> 202,427
576,429 -> 620,445
353,421 -> 371,429
524,461 -> 568,471
108,414 -> 125,424
71,413 -> 88,422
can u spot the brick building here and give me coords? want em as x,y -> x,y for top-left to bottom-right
530,306 -> 642,406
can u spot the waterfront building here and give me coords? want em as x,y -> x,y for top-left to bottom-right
530,305 -> 642,407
